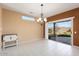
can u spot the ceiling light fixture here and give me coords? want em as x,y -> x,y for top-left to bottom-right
37,4 -> 47,23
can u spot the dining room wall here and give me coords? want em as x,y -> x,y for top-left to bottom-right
47,8 -> 79,46
2,8 -> 43,44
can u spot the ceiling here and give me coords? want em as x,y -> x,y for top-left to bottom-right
0,3 -> 79,17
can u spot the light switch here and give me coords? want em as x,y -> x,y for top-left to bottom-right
74,32 -> 77,34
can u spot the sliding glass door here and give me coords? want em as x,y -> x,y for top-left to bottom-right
48,22 -> 56,41
55,20 -> 72,44
48,20 -> 72,45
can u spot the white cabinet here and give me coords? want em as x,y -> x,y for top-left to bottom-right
1,34 -> 17,48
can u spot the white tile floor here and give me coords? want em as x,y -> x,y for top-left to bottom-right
0,39 -> 79,56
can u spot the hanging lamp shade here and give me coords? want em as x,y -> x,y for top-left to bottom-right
37,4 -> 47,23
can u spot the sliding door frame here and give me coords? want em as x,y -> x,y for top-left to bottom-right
45,17 -> 74,46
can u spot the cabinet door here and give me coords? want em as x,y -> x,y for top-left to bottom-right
3,36 -> 11,42
11,35 -> 17,41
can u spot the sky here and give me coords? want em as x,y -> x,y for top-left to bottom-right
48,21 -> 72,28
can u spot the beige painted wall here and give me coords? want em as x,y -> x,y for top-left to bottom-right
2,9 -> 43,44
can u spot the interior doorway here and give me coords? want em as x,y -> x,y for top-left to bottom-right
46,17 -> 74,45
